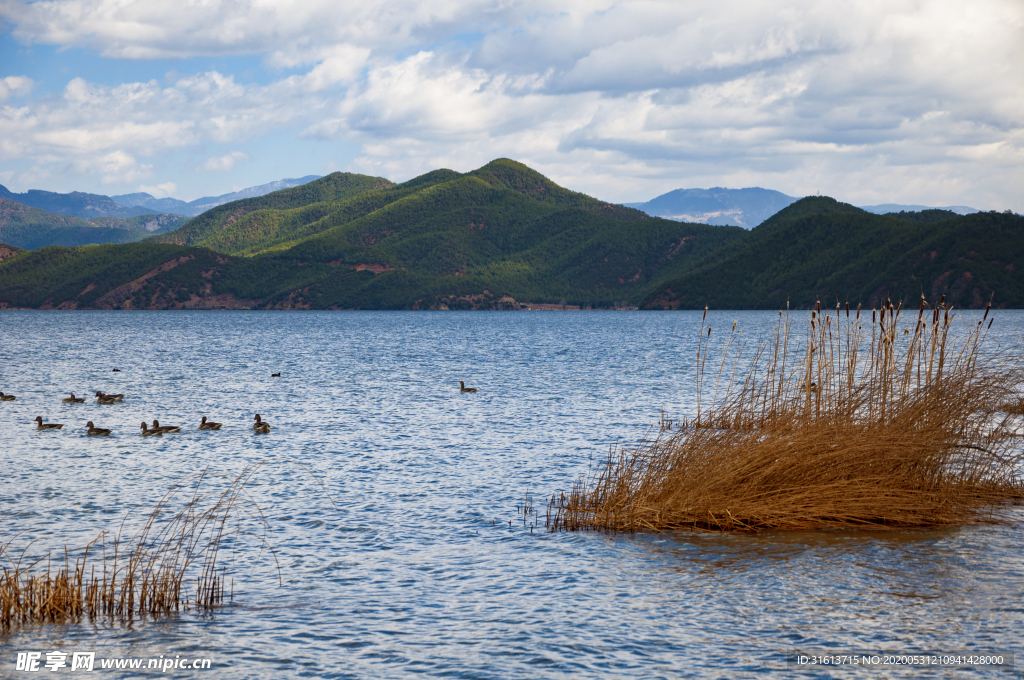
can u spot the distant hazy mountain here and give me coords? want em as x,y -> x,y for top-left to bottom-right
859,203 -> 979,216
0,184 -> 157,219
628,188 -> 984,229
109,193 -> 192,215
0,197 -> 185,250
626,188 -> 798,229
111,175 -> 322,217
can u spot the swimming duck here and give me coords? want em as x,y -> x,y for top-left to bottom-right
34,416 -> 63,430
271,372 -> 281,377
253,414 -> 271,433
151,419 -> 181,433
199,416 -> 222,430
0,392 -> 15,401
62,393 -> 85,403
459,381 -> 478,393
96,394 -> 117,405
86,421 -> 112,436
112,368 -> 121,372
140,422 -> 163,437
96,391 -> 124,402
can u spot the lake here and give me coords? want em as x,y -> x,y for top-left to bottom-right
1,310 -> 1022,678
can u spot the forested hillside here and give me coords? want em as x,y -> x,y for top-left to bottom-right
0,160 -> 742,309
148,172 -> 396,249
642,197 -> 1024,309
0,198 -> 184,250
0,162 -> 1021,310
0,185 -> 155,219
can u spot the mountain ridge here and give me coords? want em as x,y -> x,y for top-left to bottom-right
0,197 -> 186,250
0,185 -> 158,220
627,187 -> 798,228
110,175 -> 323,216
0,162 -> 1020,311
0,159 -> 744,310
628,187 -> 986,229
641,197 -> 1023,310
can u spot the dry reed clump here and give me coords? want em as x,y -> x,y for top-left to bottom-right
0,462 -> 280,633
1001,399 -> 1024,415
549,298 -> 1024,533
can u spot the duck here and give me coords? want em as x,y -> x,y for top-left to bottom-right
140,422 -> 163,437
271,372 -> 281,377
459,380 -> 478,393
151,419 -> 181,433
253,414 -> 271,433
62,392 -> 85,403
96,393 -> 117,405
199,416 -> 222,430
111,368 -> 121,372
34,416 -> 63,430
86,421 -> 112,436
95,391 -> 124,402
0,391 -> 15,401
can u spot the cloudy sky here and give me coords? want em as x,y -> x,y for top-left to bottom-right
0,0 -> 1021,209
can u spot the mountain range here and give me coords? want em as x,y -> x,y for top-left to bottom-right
0,185 -> 158,219
0,175 -> 322,221
628,188 -> 980,229
643,203 -> 1019,309
0,159 -> 1018,311
0,160 -> 744,310
110,175 -> 322,217
859,203 -> 979,216
0,198 -> 186,250
0,175 -> 323,250
626,188 -> 798,228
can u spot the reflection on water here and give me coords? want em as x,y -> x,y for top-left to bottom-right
0,310 -> 1022,678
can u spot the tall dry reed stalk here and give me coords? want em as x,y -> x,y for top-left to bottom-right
1,462 -> 280,633
549,298 -> 1024,533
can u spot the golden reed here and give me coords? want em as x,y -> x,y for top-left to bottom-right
1,463 -> 281,633
549,298 -> 1024,533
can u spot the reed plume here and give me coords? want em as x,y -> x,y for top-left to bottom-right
549,299 -> 1024,533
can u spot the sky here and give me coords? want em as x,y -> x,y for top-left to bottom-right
0,0 -> 1021,209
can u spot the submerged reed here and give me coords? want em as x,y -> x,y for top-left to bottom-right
0,462 -> 279,633
550,298 -> 1024,533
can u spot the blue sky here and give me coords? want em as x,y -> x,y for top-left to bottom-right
0,0 -> 1021,209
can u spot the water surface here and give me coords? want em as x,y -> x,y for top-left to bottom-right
1,311 -> 1022,678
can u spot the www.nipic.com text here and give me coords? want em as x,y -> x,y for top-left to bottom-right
15,652 -> 212,672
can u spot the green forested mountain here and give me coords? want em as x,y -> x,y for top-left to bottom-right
148,172 -> 396,251
642,197 -> 1024,309
0,163 -> 1021,310
0,243 -> 24,264
146,161 -> 645,258
0,198 -> 185,250
0,185 -> 155,219
0,160 -> 741,309
89,213 -> 188,234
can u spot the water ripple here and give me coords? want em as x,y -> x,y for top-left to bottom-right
0,310 -> 1022,678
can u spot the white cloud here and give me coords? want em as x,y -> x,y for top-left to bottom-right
0,70 -> 311,187
0,0 -> 1022,207
201,151 -> 250,172
0,75 -> 34,100
70,150 -> 153,184
0,0 -> 540,60
138,181 -> 177,198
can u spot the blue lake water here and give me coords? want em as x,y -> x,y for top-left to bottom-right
0,310 -> 1022,678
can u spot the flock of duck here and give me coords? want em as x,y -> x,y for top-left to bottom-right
0,389 -> 272,436
0,379 -> 479,437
